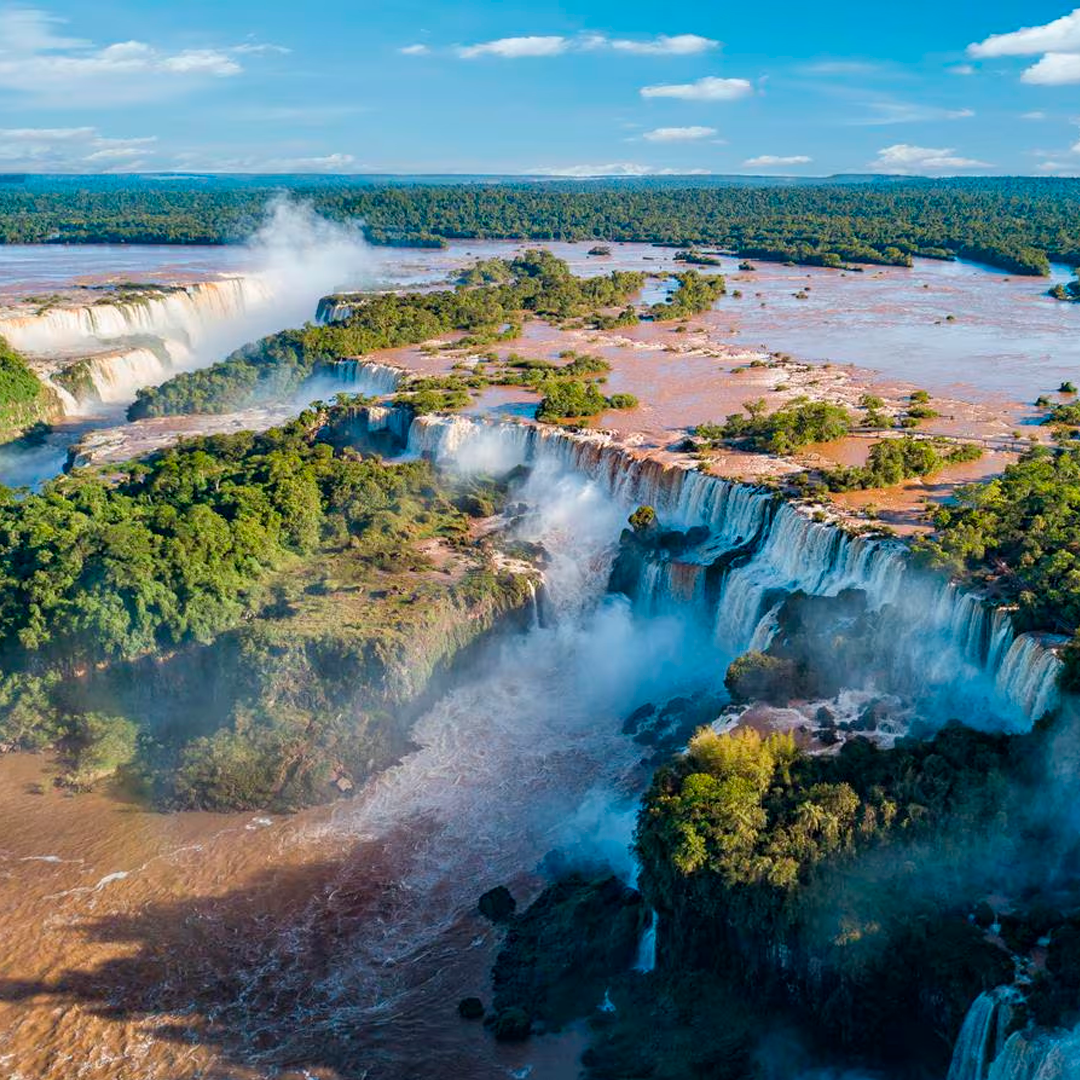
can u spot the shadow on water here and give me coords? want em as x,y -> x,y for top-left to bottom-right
0,825 -> 500,1078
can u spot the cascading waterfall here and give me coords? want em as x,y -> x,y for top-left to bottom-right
0,277 -> 274,356
634,911 -> 658,973
948,988 -> 1024,1080
0,277 -> 276,415
949,989 -> 1080,1079
394,412 -> 1063,730
321,359 -> 402,396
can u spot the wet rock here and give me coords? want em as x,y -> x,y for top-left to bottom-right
621,703 -> 656,735
479,885 -> 517,923
816,706 -> 836,725
458,997 -> 485,1020
492,1006 -> 532,1042
492,874 -> 645,1031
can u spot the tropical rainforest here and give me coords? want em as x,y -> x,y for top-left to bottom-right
2,176 -> 1079,275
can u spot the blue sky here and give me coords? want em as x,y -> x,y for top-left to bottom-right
2,1 -> 1080,175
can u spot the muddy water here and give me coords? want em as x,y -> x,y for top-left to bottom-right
0,458 -> 720,1079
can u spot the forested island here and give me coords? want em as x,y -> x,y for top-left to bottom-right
2,175 -> 1079,275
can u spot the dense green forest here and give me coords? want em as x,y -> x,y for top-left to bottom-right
620,716 -> 1078,1078
0,405 -> 532,809
0,336 -> 60,438
3,177 -> 1079,274
129,250 -> 644,418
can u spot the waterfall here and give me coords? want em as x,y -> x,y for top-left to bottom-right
949,990 -> 1080,1080
634,911 -> 657,973
316,296 -> 358,324
385,413 -> 1063,730
948,988 -> 1023,1080
0,277 -> 274,357
321,359 -> 402,396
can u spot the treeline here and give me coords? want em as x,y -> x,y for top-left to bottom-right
3,178 -> 1080,274
919,443 -> 1080,639
129,251 -> 643,418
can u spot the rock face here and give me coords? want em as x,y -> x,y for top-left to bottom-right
491,874 -> 646,1033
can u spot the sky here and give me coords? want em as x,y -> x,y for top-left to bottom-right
2,2 -> 1080,176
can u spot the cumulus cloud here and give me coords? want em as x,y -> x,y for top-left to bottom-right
454,32 -> 718,59
399,43 -> 429,56
744,154 -> 812,167
534,162 -> 710,177
0,7 -> 281,105
457,35 -> 568,59
969,10 -> 1080,57
968,9 -> 1080,85
1022,52 -> 1080,84
870,143 -> 992,173
640,75 -> 753,101
642,125 -> 717,142
0,125 -> 157,172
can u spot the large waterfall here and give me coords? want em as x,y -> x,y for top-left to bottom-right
948,989 -> 1080,1079
0,276 -> 276,414
389,412 -> 1063,729
0,278 -> 273,356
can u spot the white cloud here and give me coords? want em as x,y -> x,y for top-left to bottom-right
457,36 -> 567,59
399,43 -> 430,56
1037,160 -> 1077,172
852,102 -> 975,125
453,31 -> 718,59
948,63 -> 976,75
969,10 -> 1080,57
83,146 -> 143,161
169,150 -> 359,173
640,75 -> 753,101
968,10 -> 1080,86
609,34 -> 718,55
534,162 -> 710,177
870,143 -> 992,173
744,154 -> 812,167
0,7 -> 280,105
1022,110 -> 1048,120
642,125 -> 717,142
0,124 -> 157,172
0,125 -> 95,141
1022,52 -> 1080,84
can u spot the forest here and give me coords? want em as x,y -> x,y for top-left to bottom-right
2,176 -> 1079,274
0,405 -> 531,809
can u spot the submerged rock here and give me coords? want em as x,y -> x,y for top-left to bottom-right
492,1006 -> 532,1042
479,885 -> 517,923
458,996 -> 485,1020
